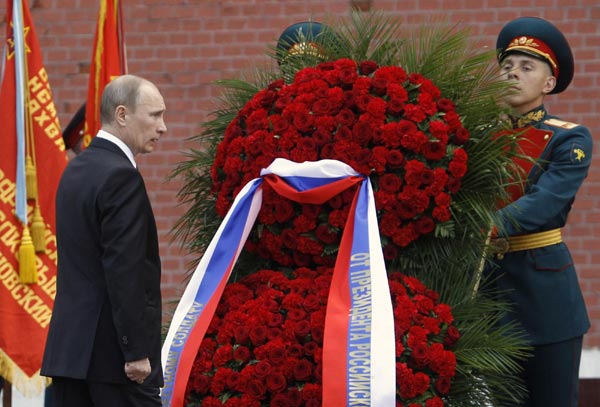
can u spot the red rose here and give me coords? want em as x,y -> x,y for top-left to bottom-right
434,376 -> 451,395
359,60 -> 379,75
245,108 -> 269,133
375,66 -> 408,84
336,108 -> 356,127
367,96 -> 388,119
379,173 -> 403,193
293,359 -> 314,381
312,98 -> 333,116
265,373 -> 287,393
417,91 -> 437,116
267,312 -> 284,327
392,224 -> 418,247
432,205 -> 451,222
371,76 -> 388,95
249,325 -> 268,346
315,224 -> 339,244
443,110 -> 462,129
233,345 -> 252,363
447,177 -> 462,194
444,325 -> 461,347
426,396 -> 445,407
292,109 -> 314,133
293,214 -> 316,233
201,396 -> 224,407
328,208 -> 349,228
453,126 -> 470,144
293,319 -> 312,338
301,383 -> 322,403
414,371 -> 431,395
303,340 -> 320,356
434,303 -> 454,324
245,378 -> 267,400
271,393 -> 294,407
414,216 -> 435,235
190,372 -> 211,394
448,160 -> 467,178
273,199 -> 295,223
382,243 -> 398,260
422,141 -> 447,161
352,120 -> 374,145
387,149 -> 405,167
339,67 -> 359,86
428,344 -> 457,377
302,294 -> 322,313
403,103 -> 427,123
401,129 -> 429,152
295,236 -> 323,255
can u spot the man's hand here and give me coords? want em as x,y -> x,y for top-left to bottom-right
124,358 -> 151,384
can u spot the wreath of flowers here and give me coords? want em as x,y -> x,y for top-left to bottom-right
185,268 -> 459,407
211,58 -> 469,268
177,18 -> 529,406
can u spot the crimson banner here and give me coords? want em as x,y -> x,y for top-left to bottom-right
82,0 -> 127,148
0,0 -> 67,394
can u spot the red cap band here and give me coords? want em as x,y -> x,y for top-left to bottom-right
505,36 -> 559,78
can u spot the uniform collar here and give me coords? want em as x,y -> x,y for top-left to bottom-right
510,106 -> 547,129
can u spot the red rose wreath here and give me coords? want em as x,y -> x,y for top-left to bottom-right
183,58 -> 467,406
210,58 -> 469,268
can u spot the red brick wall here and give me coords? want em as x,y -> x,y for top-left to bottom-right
1,0 -> 598,348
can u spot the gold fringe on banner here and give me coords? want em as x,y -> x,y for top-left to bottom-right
30,204 -> 46,253
18,226 -> 37,284
25,155 -> 38,200
0,350 -> 49,398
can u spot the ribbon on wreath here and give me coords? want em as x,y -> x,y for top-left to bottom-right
161,158 -> 395,407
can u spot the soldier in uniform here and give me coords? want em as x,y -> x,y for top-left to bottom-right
490,16 -> 593,406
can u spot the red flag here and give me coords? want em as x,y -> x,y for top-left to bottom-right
82,0 -> 127,148
0,0 -> 67,393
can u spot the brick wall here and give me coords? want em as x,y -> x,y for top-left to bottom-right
1,0 -> 598,348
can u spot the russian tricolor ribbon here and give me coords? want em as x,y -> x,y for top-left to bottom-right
161,159 -> 395,406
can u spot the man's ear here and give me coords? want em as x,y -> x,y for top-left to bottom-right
543,76 -> 557,95
115,105 -> 127,126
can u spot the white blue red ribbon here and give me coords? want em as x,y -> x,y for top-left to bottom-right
161,159 -> 395,407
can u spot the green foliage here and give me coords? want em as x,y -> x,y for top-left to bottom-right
170,11 -> 529,406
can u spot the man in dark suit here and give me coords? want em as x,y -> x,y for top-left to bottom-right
489,17 -> 592,406
41,74 -> 167,406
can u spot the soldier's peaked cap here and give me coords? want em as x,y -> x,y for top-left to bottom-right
496,17 -> 574,94
277,21 -> 324,52
62,103 -> 86,149
276,21 -> 326,64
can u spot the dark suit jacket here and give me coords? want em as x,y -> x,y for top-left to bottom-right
41,137 -> 163,386
490,106 -> 592,345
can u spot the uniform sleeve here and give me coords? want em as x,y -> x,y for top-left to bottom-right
98,166 -> 153,361
496,125 -> 593,236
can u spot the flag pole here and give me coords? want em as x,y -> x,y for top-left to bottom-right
2,379 -> 12,407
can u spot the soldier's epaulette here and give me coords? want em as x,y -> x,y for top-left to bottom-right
544,118 -> 579,129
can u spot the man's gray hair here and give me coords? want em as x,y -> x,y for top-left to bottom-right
100,74 -> 148,125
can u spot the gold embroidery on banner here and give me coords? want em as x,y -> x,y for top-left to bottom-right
6,22 -> 31,60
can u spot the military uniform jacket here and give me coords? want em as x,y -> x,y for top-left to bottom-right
41,137 -> 163,386
492,106 -> 592,345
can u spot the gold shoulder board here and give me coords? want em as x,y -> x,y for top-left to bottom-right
544,118 -> 579,129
